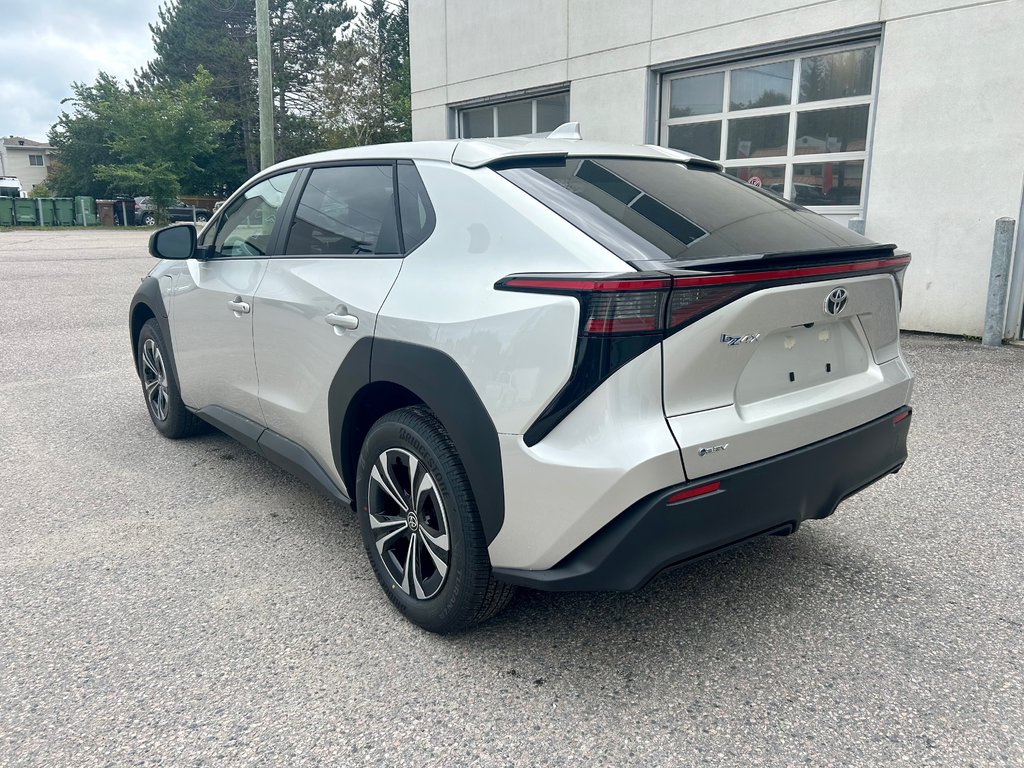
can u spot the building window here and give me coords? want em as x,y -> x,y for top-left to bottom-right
458,92 -> 569,138
661,44 -> 877,209
29,154 -> 44,167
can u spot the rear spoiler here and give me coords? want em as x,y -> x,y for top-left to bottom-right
662,243 -> 901,274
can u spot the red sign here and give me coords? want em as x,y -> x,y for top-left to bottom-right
748,176 -> 762,187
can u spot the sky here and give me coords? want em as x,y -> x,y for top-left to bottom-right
0,1 -> 164,142
0,0 -> 374,143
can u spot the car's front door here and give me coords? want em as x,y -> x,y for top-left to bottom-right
170,171 -> 298,421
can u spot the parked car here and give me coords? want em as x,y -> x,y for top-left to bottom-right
134,197 -> 212,226
130,125 -> 913,632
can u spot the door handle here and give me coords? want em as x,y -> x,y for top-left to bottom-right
325,312 -> 359,330
228,298 -> 250,314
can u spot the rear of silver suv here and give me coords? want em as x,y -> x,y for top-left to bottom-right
132,136 -> 912,632
480,153 -> 912,591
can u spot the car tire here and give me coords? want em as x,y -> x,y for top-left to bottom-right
357,406 -> 515,633
195,214 -> 208,223
137,319 -> 203,439
142,213 -> 157,226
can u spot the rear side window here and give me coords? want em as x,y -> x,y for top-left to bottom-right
285,165 -> 400,256
397,161 -> 435,253
497,157 -> 868,263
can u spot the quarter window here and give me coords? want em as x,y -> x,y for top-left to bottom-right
459,91 -> 569,138
285,165 -> 400,256
661,44 -> 877,209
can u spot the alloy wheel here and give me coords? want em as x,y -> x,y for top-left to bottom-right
141,338 -> 169,421
367,448 -> 451,600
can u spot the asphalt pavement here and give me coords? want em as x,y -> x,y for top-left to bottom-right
1,228 -> 1022,766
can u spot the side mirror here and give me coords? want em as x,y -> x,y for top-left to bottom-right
149,224 -> 197,260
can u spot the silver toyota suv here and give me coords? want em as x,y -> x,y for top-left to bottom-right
130,126 -> 913,632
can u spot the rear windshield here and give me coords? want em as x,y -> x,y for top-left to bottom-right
497,157 -> 869,263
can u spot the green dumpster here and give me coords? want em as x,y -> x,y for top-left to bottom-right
36,198 -> 57,226
54,198 -> 75,226
14,198 -> 37,225
74,196 -> 97,226
0,197 -> 13,226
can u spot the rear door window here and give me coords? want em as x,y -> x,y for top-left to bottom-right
285,164 -> 401,256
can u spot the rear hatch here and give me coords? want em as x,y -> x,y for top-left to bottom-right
495,155 -> 913,475
659,250 -> 912,478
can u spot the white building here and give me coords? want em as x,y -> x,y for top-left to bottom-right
409,0 -> 1024,338
0,137 -> 54,193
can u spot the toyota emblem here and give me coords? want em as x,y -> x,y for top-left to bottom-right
824,287 -> 849,316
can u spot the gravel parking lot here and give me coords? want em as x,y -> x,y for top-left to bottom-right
1,228 -> 1022,766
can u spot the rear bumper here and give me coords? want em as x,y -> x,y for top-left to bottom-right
493,406 -> 911,592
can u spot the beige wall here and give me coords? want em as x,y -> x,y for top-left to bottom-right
410,0 -> 1024,336
1,146 -> 51,191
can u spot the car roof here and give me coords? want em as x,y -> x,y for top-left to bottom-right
261,125 -> 720,177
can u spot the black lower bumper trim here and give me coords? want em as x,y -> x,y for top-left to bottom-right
493,406 -> 912,592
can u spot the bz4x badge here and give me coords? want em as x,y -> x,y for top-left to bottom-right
721,333 -> 761,346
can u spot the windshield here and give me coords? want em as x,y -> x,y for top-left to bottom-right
497,157 -> 870,263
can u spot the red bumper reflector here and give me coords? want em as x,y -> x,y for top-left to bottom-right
893,410 -> 910,425
668,481 -> 721,504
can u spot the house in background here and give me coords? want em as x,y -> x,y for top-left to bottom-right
0,137 -> 54,192
408,0 -> 1024,339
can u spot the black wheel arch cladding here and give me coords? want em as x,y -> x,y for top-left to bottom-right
329,337 -> 505,545
130,276 -> 180,390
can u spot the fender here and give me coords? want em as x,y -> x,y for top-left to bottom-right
371,339 -> 505,544
327,338 -> 505,544
129,276 -> 181,392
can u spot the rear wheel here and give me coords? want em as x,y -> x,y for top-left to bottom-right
137,319 -> 203,439
142,213 -> 157,226
357,406 -> 514,633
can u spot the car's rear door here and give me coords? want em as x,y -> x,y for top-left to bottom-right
253,161 -> 433,494
170,170 -> 298,421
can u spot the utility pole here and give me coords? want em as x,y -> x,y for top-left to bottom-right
255,0 -> 275,169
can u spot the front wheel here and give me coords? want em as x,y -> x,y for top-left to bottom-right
357,406 -> 514,633
137,319 -> 203,439
195,214 -> 208,223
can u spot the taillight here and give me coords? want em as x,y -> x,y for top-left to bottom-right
497,274 -> 672,337
668,285 -> 747,328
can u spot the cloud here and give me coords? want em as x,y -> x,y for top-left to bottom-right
0,1 -> 161,140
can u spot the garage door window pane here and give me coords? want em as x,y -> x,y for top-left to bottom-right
669,72 -> 724,117
726,165 -> 786,197
727,114 -> 789,159
496,100 -> 534,136
536,92 -> 569,132
792,161 -> 864,206
668,122 -> 722,160
796,105 -> 869,154
730,61 -> 792,110
462,107 -> 493,138
800,48 -> 874,103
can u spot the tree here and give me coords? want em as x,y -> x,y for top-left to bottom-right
47,69 -> 229,214
143,0 -> 354,176
320,0 -> 411,147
